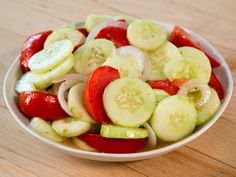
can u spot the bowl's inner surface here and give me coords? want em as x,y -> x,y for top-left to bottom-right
3,22 -> 233,161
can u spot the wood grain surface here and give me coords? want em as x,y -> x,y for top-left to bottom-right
0,0 -> 236,176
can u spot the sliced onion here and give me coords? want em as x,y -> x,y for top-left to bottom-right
52,73 -> 88,83
178,79 -> 211,109
143,123 -> 157,147
58,79 -> 79,116
117,46 -> 151,81
86,20 -> 128,42
72,137 -> 97,152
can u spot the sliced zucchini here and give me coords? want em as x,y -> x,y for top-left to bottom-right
102,55 -> 142,78
146,41 -> 182,80
29,117 -> 65,143
127,20 -> 167,50
151,95 -> 197,142
15,72 -> 36,93
103,78 -> 156,127
52,117 -> 91,137
68,83 -> 96,124
85,14 -> 112,32
179,47 -> 211,83
153,89 -> 170,104
101,125 -> 149,139
197,89 -> 220,125
44,27 -> 85,48
74,39 -> 116,75
29,40 -> 73,73
32,54 -> 74,90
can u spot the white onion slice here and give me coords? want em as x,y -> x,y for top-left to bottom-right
86,20 -> 128,42
52,73 -> 88,83
117,46 -> 151,81
178,79 -> 211,109
143,123 -> 157,147
58,79 -> 79,116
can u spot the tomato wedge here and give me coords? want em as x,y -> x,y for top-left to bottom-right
19,91 -> 67,120
209,71 -> 224,99
172,78 -> 189,87
19,30 -> 52,73
148,80 -> 179,95
78,28 -> 89,37
169,25 -> 220,68
95,26 -> 130,48
79,133 -> 146,153
84,66 -> 120,124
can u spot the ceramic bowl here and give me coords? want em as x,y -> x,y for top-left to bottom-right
3,21 -> 233,161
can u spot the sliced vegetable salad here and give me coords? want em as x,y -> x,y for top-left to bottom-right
16,14 -> 224,153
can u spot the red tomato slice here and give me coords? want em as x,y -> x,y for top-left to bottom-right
209,71 -> 224,99
19,31 -> 52,73
79,133 -> 146,153
77,28 -> 89,37
84,66 -> 120,124
148,80 -> 179,95
19,91 -> 67,120
172,78 -> 189,87
95,26 -> 130,48
169,25 -> 220,68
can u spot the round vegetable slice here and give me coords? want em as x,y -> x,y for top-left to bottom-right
151,95 -> 197,142
44,27 -> 86,48
79,133 -> 146,153
74,39 -> 116,75
84,66 -> 120,124
127,20 -> 167,50
146,41 -> 182,80
95,26 -> 130,48
179,47 -> 212,83
15,72 -> 36,93
19,91 -> 68,120
103,78 -> 156,127
52,117 -> 91,137
100,125 -> 149,139
85,14 -> 112,32
30,117 -> 65,143
147,80 -> 179,95
197,89 -> 220,125
28,40 -> 73,73
68,83 -> 96,124
153,89 -> 170,104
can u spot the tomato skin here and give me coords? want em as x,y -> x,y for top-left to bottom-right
19,31 -> 52,73
148,80 -> 179,95
95,26 -> 130,48
77,28 -> 89,37
19,91 -> 67,120
169,25 -> 220,68
84,66 -> 120,124
79,133 -> 146,153
209,71 -> 224,99
172,78 -> 189,87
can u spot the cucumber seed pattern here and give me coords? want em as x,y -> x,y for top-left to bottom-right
168,113 -> 186,129
140,25 -> 156,40
116,87 -> 143,112
148,50 -> 169,71
87,47 -> 105,66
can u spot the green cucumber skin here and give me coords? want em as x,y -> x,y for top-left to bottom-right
101,125 -> 149,139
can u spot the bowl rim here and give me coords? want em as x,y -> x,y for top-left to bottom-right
3,21 -> 233,160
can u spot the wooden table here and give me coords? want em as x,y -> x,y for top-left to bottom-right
0,0 -> 236,176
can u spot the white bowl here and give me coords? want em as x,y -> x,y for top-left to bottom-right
3,22 -> 233,161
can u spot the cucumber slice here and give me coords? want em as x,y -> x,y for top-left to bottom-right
33,54 -> 74,90
127,20 -> 167,50
44,28 -> 85,48
55,24 -> 77,30
29,117 -> 65,143
103,78 -> 156,127
151,95 -> 197,142
114,15 -> 136,24
68,83 -> 96,124
101,125 -> 149,139
29,40 -> 73,73
72,137 -> 97,152
74,39 -> 116,75
15,72 -> 36,93
179,47 -> 211,83
102,55 -> 142,78
146,41 -> 182,80
85,14 -> 112,32
197,89 -> 220,125
153,89 -> 170,104
52,117 -> 91,137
